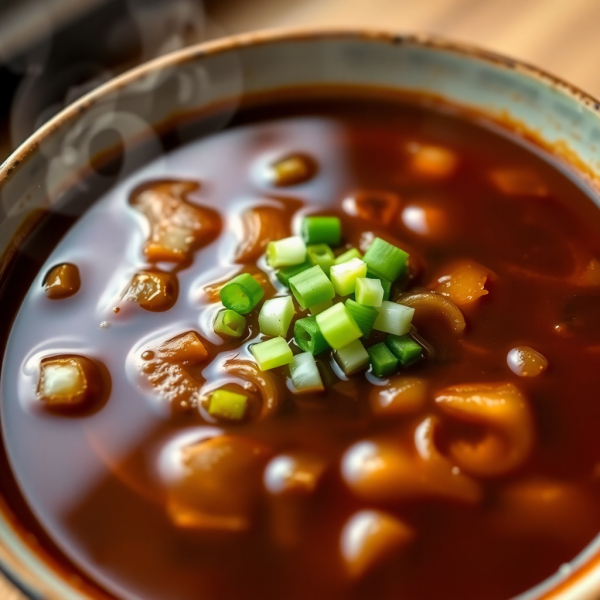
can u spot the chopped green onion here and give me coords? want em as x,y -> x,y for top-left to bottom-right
367,271 -> 391,301
258,296 -> 295,337
266,236 -> 307,268
214,309 -> 246,338
316,303 -> 362,350
309,298 -> 333,315
330,258 -> 367,296
367,342 -> 399,378
289,265 -> 335,310
294,316 -> 330,355
334,248 -> 362,265
385,334 -> 423,366
345,299 -> 379,337
290,352 -> 324,393
307,244 -> 335,275
373,301 -> 415,336
301,216 -> 341,245
251,337 -> 293,370
276,261 -> 311,288
355,277 -> 384,307
335,339 -> 370,375
363,237 -> 409,282
208,389 -> 248,421
220,273 -> 264,314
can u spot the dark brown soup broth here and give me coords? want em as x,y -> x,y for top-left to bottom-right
3,92 -> 600,600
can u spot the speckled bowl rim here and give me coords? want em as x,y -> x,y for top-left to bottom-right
0,27 -> 599,600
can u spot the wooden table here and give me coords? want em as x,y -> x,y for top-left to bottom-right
1,0 -> 596,597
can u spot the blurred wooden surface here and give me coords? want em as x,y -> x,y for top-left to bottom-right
0,0 -> 596,598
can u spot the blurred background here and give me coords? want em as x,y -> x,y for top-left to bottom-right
0,0 -> 597,597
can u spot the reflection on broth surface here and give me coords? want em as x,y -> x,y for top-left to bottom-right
4,94 -> 600,600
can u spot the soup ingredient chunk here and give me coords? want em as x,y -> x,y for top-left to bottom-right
343,190 -> 401,225
289,265 -> 335,310
367,343 -> 399,378
259,296 -> 295,337
166,434 -> 270,531
340,510 -> 414,579
219,273 -> 264,314
507,346 -> 548,377
268,154 -> 316,186
130,180 -> 221,263
235,205 -> 291,263
399,290 -> 466,334
407,142 -> 457,178
355,277 -> 384,307
330,258 -> 367,296
208,390 -> 248,421
345,299 -> 379,337
122,269 -> 178,312
306,244 -> 336,275
434,262 -> 490,305
266,236 -> 307,268
44,263 -> 80,299
294,316 -> 330,355
373,301 -> 414,336
435,383 -> 534,477
401,200 -> 450,238
251,337 -> 293,371
214,309 -> 246,338
370,376 -> 428,416
289,352 -> 324,393
363,237 -> 409,282
385,334 -> 423,366
37,354 -> 103,410
316,303 -> 362,350
302,216 -> 342,245
335,339 -> 370,375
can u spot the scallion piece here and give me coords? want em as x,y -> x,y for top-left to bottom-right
330,258 -> 367,297
290,352 -> 324,393
208,389 -> 248,421
335,339 -> 370,375
294,316 -> 330,355
289,265 -> 335,310
276,261 -> 311,288
373,301 -> 415,336
214,309 -> 246,338
307,244 -> 335,275
301,216 -> 341,245
266,236 -> 307,268
367,271 -> 391,301
363,237 -> 409,282
334,248 -> 362,265
251,337 -> 293,371
345,299 -> 379,338
220,273 -> 264,314
355,277 -> 384,307
316,303 -> 362,350
258,296 -> 295,337
309,298 -> 333,315
367,342 -> 399,378
385,334 -> 423,366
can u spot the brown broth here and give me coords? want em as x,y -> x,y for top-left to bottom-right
3,93 -> 600,600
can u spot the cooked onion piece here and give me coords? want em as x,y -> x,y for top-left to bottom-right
342,190 -> 401,226
340,510 -> 414,579
507,346 -> 548,377
341,417 -> 481,505
407,143 -> 458,179
435,383 -> 534,477
489,167 -> 548,197
130,180 -> 221,263
37,354 -> 105,411
235,205 -> 292,263
369,376 -> 428,417
44,263 -> 80,299
268,154 -> 316,186
433,262 -> 490,306
166,434 -> 271,532
122,269 -> 178,312
398,290 -> 466,335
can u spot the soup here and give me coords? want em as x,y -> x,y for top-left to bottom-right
3,92 -> 600,600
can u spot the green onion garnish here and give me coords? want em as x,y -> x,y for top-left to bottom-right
208,389 -> 248,421
330,258 -> 367,296
301,216 -> 341,245
294,316 -> 330,355
335,339 -> 370,375
373,301 -> 415,336
214,309 -> 246,338
363,237 -> 409,282
334,248 -> 362,265
276,261 -> 311,288
266,236 -> 307,268
355,277 -> 384,307
367,271 -> 391,301
345,299 -> 379,338
307,244 -> 335,275
251,337 -> 294,371
258,296 -> 295,337
309,298 -> 334,315
385,334 -> 423,366
289,265 -> 335,310
316,302 -> 362,350
220,273 -> 265,314
290,352 -> 324,393
367,342 -> 399,378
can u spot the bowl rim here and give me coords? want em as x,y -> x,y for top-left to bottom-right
0,26 -> 599,600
